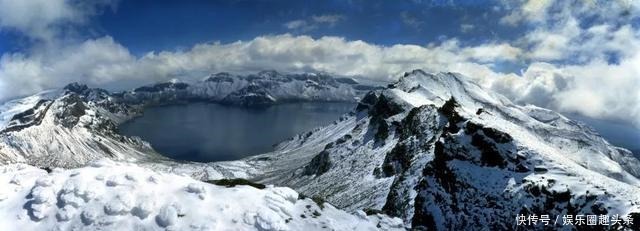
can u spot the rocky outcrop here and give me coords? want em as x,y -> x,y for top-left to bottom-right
221,84 -> 277,107
252,70 -> 640,230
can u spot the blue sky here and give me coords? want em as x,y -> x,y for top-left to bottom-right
0,0 -> 638,147
94,0 -> 521,55
1,0 -> 526,56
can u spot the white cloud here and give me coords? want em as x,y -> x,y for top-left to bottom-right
0,0 -> 638,129
491,0 -> 640,126
284,14 -> 344,32
0,0 -> 117,43
487,57 -> 640,127
400,11 -> 424,30
284,20 -> 311,30
311,14 -> 344,27
1,32 -> 638,127
0,34 -> 522,99
460,24 -> 474,33
500,0 -> 553,25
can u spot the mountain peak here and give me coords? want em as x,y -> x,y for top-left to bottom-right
63,82 -> 89,94
257,69 -> 281,77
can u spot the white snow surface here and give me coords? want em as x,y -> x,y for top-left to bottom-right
241,70 -> 640,229
0,90 -> 61,130
0,93 -> 154,167
1,70 -> 640,229
0,159 -> 404,231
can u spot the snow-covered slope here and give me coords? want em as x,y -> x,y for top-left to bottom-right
0,84 -> 156,168
0,160 -> 403,230
243,70 -> 640,230
0,90 -> 61,130
0,71 -> 375,168
2,69 -> 639,230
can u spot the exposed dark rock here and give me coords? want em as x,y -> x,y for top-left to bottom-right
64,82 -> 89,94
381,144 -> 411,177
54,94 -> 88,128
533,166 -> 548,174
335,77 -> 359,85
356,92 -> 379,112
374,118 -> 389,143
205,72 -> 235,82
353,85 -> 384,91
371,94 -> 403,119
464,121 -> 482,134
9,100 -> 50,124
204,178 -> 266,189
481,127 -> 513,143
40,166 -> 53,173
363,208 -> 384,216
2,100 -> 53,133
134,82 -> 189,93
303,150 -> 332,176
438,97 -> 463,133
471,133 -> 507,168
221,85 -> 276,107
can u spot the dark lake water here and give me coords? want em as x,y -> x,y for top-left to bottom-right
119,102 -> 355,162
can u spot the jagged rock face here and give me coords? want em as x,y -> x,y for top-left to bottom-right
303,150 -> 332,176
0,84 -> 155,167
1,70 -> 639,230
1,100 -> 52,133
54,94 -> 88,128
252,71 -> 640,230
121,82 -> 196,106
221,84 -> 277,107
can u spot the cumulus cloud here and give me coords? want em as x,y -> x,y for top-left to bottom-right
489,57 -> 640,127
0,34 -> 524,100
500,0 -> 553,25
0,0 -> 638,128
0,34 -> 638,127
491,0 -> 640,126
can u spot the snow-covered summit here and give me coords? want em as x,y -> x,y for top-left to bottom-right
0,83 -> 154,168
120,70 -> 377,107
1,69 -> 639,230
244,70 -> 640,230
0,160 -> 404,230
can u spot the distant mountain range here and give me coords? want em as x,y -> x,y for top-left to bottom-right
0,70 -> 638,230
116,70 -> 381,107
0,71 -> 378,167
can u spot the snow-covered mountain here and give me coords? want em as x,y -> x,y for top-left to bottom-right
0,84 -> 156,168
117,70 -> 378,107
0,159 -> 404,230
237,70 -> 640,230
0,71 -> 374,168
1,69 -> 639,230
